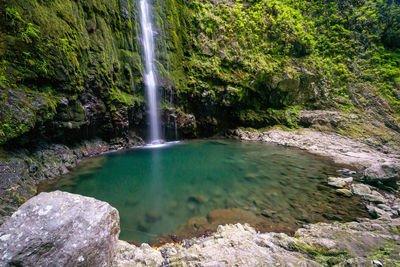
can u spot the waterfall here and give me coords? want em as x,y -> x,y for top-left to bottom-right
140,0 -> 162,145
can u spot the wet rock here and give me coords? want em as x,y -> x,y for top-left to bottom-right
336,189 -> 353,197
162,109 -> 196,138
207,208 -> 259,225
328,177 -> 353,188
244,173 -> 259,181
137,221 -> 150,232
364,162 -> 400,189
0,191 -> 119,267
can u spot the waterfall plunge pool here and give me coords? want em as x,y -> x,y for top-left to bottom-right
38,140 -> 369,245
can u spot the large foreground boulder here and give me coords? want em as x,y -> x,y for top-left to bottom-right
0,191 -> 120,267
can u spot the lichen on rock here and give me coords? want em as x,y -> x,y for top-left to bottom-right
0,191 -> 120,267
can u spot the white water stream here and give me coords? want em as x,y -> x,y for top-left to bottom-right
140,0 -> 162,145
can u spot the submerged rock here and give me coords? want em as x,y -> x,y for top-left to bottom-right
145,211 -> 162,223
187,194 -> 206,204
0,191 -> 120,267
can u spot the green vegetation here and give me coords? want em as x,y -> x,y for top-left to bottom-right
0,0 -> 399,143
0,0 -> 143,144
171,0 -> 400,134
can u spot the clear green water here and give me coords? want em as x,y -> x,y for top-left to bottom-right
39,140 -> 368,243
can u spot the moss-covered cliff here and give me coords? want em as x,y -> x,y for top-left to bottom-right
1,0 -> 400,145
175,0 -> 400,139
0,0 -> 145,145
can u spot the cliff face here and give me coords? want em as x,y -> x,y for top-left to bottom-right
0,0 -> 145,146
0,0 -> 400,146
176,0 -> 400,139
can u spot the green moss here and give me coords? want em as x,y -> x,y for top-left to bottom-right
366,239 -> 400,266
289,240 -> 349,266
11,192 -> 26,204
0,0 -> 146,144
171,0 -> 400,133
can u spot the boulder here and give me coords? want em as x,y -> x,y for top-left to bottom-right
351,184 -> 386,204
351,184 -> 372,196
363,191 -> 386,204
0,191 -> 120,267
364,162 -> 400,188
366,205 -> 391,219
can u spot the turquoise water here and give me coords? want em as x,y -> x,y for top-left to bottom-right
39,140 -> 368,243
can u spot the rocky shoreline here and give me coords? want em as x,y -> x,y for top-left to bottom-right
0,191 -> 399,266
1,128 -> 400,266
234,128 -> 400,168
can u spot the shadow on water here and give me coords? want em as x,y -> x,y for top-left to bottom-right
38,140 -> 370,244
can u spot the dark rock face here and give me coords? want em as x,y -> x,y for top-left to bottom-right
0,191 -> 120,267
162,109 -> 196,139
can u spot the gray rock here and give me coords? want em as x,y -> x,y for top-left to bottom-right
377,204 -> 391,211
111,241 -> 164,267
351,183 -> 372,196
366,205 -> 391,219
363,191 -> 386,204
351,184 -> 386,203
364,162 -> 400,188
328,177 -> 353,188
0,191 -> 120,267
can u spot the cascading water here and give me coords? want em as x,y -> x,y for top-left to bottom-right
140,0 -> 162,145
